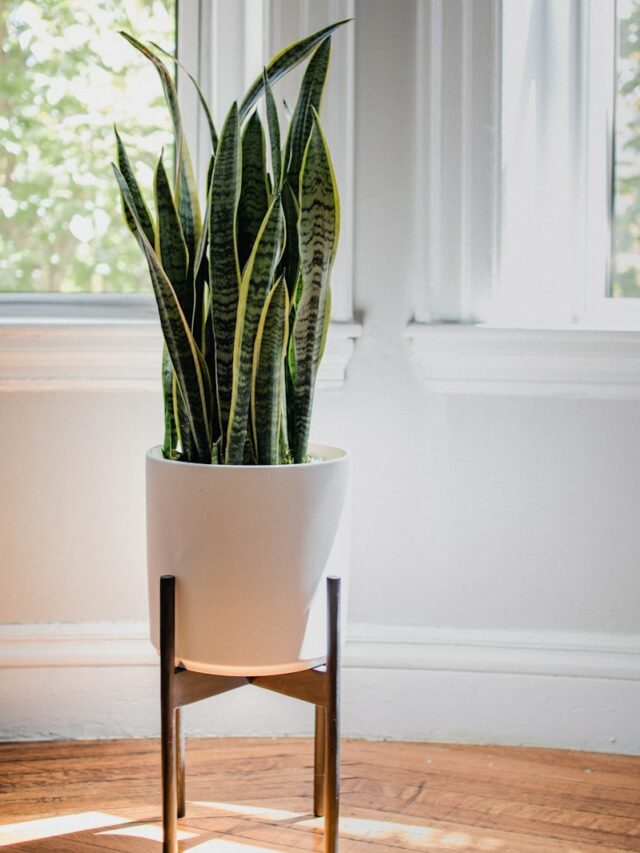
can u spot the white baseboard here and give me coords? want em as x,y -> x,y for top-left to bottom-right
2,621 -> 639,754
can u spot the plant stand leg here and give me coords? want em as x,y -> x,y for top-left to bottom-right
325,576 -> 341,853
159,574 -> 341,853
314,705 -> 326,816
160,575 -> 178,853
176,707 -> 186,818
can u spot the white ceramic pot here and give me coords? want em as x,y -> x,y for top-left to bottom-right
146,443 -> 349,676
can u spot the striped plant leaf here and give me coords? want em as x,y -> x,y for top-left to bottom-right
263,69 -> 282,189
318,286 -> 332,362
120,32 -> 202,277
150,41 -> 218,153
169,369 -> 200,461
171,370 -> 181,448
280,181 -> 300,299
114,127 -> 155,247
251,278 -> 289,465
154,154 -> 191,322
237,112 -> 270,271
113,164 -> 213,462
209,102 -> 241,453
202,309 -> 220,442
190,159 -> 213,347
279,38 -> 331,298
284,320 -> 297,452
226,197 -> 285,464
239,19 -> 351,121
162,344 -> 178,458
283,37 -> 331,190
291,111 -> 339,462
192,154 -> 215,343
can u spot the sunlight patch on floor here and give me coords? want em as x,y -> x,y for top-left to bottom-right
192,803 -> 506,850
99,822 -> 198,841
300,816 -> 504,850
192,801 -> 301,821
0,802 -> 511,851
189,841 -> 281,852
0,811 -> 125,846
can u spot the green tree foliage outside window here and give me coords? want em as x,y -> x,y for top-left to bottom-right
0,0 -> 174,293
614,0 -> 640,298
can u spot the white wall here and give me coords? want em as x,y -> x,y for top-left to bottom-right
1,0 -> 640,753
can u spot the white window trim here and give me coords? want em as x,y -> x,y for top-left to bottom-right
406,323 -> 640,399
0,317 -> 359,391
0,0 -> 360,390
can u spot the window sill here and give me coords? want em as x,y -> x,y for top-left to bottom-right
0,297 -> 360,392
406,323 -> 640,399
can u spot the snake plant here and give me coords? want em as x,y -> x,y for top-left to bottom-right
112,21 -> 348,464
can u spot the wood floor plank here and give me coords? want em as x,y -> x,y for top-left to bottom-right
0,738 -> 638,852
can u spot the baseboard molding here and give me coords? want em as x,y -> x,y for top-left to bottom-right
347,623 -> 640,681
2,620 -> 640,680
2,621 -> 639,752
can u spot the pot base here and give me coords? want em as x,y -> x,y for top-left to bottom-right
176,655 -> 325,677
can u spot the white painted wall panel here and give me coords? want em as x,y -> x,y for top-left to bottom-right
1,1 -> 639,751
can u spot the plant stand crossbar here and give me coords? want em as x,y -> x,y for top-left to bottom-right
160,574 -> 342,853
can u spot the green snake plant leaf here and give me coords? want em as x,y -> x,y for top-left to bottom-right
279,38 -> 331,298
113,164 -> 212,462
226,196 -> 285,464
162,344 -> 178,458
263,69 -> 282,189
114,127 -> 155,247
209,102 -> 241,452
154,153 -> 192,323
239,19 -> 351,121
120,32 -> 202,274
237,111 -> 270,272
291,111 -> 339,462
283,37 -> 331,190
280,181 -> 301,299
318,286 -> 332,361
251,277 -> 289,465
194,154 -> 215,280
150,41 -> 218,153
192,155 -> 215,345
169,371 -> 199,461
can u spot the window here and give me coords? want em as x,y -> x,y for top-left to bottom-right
613,0 -> 640,298
0,0 -> 176,295
487,0 -> 640,329
409,0 -> 640,333
407,1 -> 640,399
0,0 -> 359,390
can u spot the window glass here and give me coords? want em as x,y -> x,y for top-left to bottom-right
0,0 -> 175,294
613,0 -> 640,297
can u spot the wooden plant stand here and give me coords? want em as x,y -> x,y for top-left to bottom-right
159,574 -> 342,853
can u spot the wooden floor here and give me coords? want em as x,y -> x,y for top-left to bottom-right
0,739 -> 639,852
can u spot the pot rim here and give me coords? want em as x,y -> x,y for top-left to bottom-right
146,442 -> 348,469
